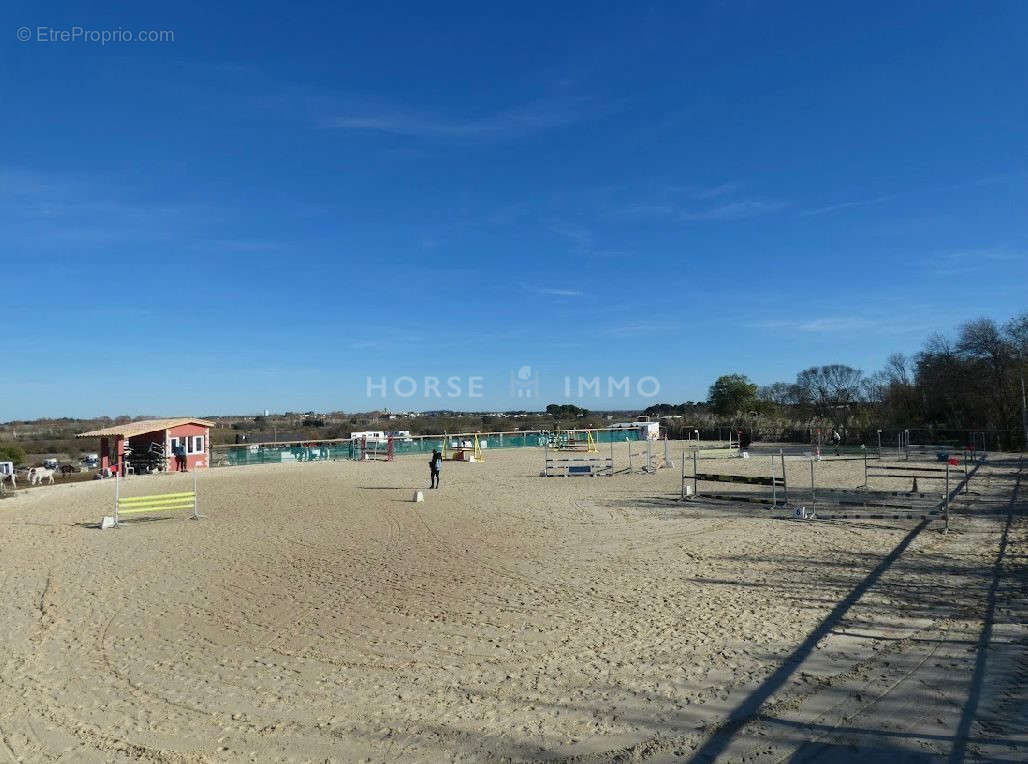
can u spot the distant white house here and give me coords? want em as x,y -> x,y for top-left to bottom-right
609,421 -> 660,440
350,430 -> 386,442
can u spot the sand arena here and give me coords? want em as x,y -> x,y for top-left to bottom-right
0,446 -> 1024,761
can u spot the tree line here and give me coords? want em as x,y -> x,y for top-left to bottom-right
649,311 -> 1028,450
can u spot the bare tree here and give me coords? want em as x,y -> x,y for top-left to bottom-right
757,382 -> 796,406
793,365 -> 865,427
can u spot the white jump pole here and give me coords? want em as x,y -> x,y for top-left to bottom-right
944,460 -> 950,533
810,458 -> 816,514
781,449 -> 788,505
681,447 -> 686,499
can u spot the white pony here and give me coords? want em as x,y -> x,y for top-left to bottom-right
29,467 -> 55,486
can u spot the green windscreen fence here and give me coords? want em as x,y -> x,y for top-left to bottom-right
212,428 -> 642,467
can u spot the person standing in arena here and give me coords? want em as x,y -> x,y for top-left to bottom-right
429,449 -> 442,489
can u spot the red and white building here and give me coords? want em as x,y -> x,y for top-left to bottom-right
77,418 -> 215,475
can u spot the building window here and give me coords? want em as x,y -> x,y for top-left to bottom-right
170,437 -> 180,453
192,435 -> 204,453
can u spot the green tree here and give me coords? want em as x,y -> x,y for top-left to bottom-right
0,445 -> 27,464
545,403 -> 589,418
707,374 -> 758,417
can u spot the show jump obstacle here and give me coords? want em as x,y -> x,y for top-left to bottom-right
684,450 -> 981,534
682,448 -> 789,505
361,436 -> 395,461
865,454 -> 969,493
542,442 -> 612,476
555,430 -> 599,453
442,433 -> 483,462
108,472 -> 200,528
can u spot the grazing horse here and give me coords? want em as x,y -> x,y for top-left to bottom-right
29,467 -> 56,486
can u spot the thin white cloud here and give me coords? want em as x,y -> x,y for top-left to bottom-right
521,282 -> 586,298
537,288 -> 584,297
751,316 -> 936,335
680,200 -> 785,221
619,202 -> 675,217
800,175 -> 1012,217
549,222 -> 593,247
322,95 -> 597,141
604,321 -> 672,337
800,193 -> 904,217
190,239 -> 282,253
942,248 -> 1025,264
618,186 -> 783,223
928,248 -> 1028,276
689,182 -> 741,200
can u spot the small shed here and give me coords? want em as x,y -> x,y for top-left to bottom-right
77,418 -> 215,475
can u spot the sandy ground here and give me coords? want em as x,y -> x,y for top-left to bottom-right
0,445 -> 1024,762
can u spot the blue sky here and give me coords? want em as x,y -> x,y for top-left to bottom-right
2,1 -> 1026,420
